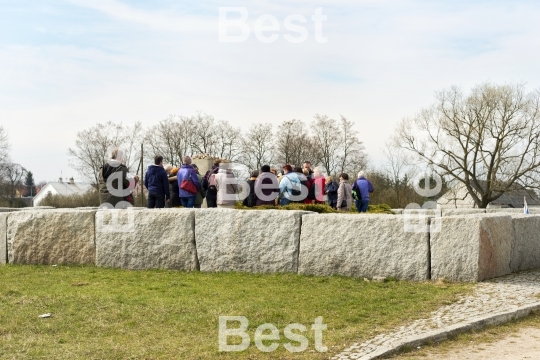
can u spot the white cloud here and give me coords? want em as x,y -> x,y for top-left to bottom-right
2,0 -> 540,182
65,0 -> 216,33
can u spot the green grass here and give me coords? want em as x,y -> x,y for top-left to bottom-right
0,266 -> 471,359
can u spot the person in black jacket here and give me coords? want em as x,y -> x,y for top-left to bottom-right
202,159 -> 221,208
98,148 -> 138,209
325,175 -> 339,209
165,165 -> 181,207
144,155 -> 170,208
242,170 -> 259,207
254,165 -> 279,206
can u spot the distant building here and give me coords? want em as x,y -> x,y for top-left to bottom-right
437,181 -> 540,209
33,177 -> 93,206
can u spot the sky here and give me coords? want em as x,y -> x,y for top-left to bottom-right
1,0 -> 540,183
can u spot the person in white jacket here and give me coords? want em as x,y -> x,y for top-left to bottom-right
215,162 -> 238,208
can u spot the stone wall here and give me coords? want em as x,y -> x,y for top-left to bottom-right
7,209 -> 97,265
510,215 -> 540,272
299,214 -> 429,280
195,209 -> 304,273
95,209 -> 197,270
2,208 -> 540,282
0,213 -> 7,265
441,209 -> 486,216
430,214 -> 513,282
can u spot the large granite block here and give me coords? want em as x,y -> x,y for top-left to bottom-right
441,208 -> 486,216
95,208 -> 196,270
431,214 -> 513,282
298,214 -> 429,281
195,209 -> 305,273
7,209 -> 96,265
0,208 -> 22,213
0,213 -> 7,264
486,208 -> 524,214
510,215 -> 540,272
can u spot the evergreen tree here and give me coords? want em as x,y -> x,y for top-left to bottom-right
24,171 -> 36,197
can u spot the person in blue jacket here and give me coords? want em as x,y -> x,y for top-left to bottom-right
144,155 -> 170,208
176,156 -> 201,208
353,171 -> 374,213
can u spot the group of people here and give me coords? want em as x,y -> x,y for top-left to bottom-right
98,150 -> 374,212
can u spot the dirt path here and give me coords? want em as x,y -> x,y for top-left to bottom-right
394,326 -> 540,359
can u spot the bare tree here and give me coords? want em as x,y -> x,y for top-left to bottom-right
336,115 -> 368,176
68,121 -> 143,186
214,121 -> 243,161
190,112 -> 218,156
396,83 -> 540,208
380,141 -> 418,208
122,121 -> 143,170
240,123 -> 275,171
274,119 -> 316,167
1,162 -> 26,206
311,114 -> 341,175
0,126 -> 9,166
145,115 -> 193,166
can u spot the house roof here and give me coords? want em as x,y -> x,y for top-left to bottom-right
36,182 -> 93,198
442,180 -> 540,208
489,189 -> 540,207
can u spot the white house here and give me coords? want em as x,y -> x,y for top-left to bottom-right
33,178 -> 93,206
437,181 -> 540,209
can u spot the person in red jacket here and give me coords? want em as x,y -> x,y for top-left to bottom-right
312,167 -> 326,204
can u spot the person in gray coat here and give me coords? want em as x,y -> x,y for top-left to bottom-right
337,173 -> 353,211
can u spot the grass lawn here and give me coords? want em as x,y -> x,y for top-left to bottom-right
0,265 -> 471,359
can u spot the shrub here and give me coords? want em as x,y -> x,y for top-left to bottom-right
39,190 -> 100,208
349,203 -> 394,214
235,202 -> 393,214
367,204 -> 394,214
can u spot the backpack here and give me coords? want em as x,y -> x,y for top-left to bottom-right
352,181 -> 361,201
286,175 -> 302,197
208,173 -> 217,194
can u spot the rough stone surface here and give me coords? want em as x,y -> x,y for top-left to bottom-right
431,214 -> 513,282
403,208 -> 442,217
0,213 -> 7,264
441,208 -> 486,216
486,208 -> 524,214
298,214 -> 429,281
391,209 -> 403,214
95,209 -> 196,270
331,270 -> 540,360
195,209 -> 305,273
510,214 -> 540,272
7,209 -> 96,265
0,208 -> 22,213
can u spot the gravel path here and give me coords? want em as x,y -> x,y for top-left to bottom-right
332,270 -> 540,360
